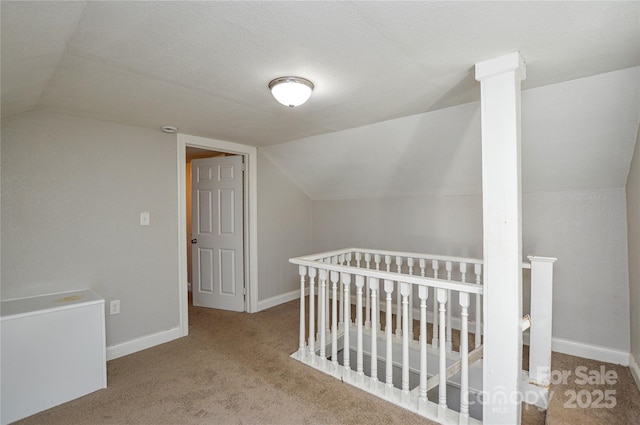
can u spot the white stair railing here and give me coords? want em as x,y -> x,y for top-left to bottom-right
291,248 -> 485,425
290,247 -> 555,424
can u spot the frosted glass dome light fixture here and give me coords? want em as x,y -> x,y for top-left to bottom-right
268,76 -> 314,107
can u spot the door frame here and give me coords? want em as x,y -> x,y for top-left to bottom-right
177,133 -> 258,336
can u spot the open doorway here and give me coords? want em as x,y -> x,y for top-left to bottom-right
177,134 -> 258,337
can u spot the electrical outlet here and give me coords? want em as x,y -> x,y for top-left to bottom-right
110,300 -> 120,315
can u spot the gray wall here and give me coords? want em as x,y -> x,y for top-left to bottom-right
257,150 -> 312,303
628,127 -> 640,364
1,111 -> 180,347
313,187 -> 631,352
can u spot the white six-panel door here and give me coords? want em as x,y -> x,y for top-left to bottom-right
191,155 -> 245,311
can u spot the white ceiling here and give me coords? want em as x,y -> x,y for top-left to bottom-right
2,1 -> 639,147
262,67 -> 640,199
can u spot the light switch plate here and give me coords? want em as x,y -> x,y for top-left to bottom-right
110,300 -> 120,315
140,211 -> 150,226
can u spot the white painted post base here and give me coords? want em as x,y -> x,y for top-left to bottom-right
528,256 -> 557,386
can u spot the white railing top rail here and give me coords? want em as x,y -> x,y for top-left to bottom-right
295,247 -> 534,270
289,257 -> 483,295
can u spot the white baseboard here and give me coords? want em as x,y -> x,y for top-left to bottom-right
106,326 -> 182,361
551,337 -> 629,366
630,354 -> 640,392
256,291 -> 631,366
257,288 -> 307,312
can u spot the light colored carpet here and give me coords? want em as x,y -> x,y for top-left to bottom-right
12,299 -> 640,424
15,301 -> 432,425
545,351 -> 640,425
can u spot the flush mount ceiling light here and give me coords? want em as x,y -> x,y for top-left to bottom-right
268,76 -> 314,107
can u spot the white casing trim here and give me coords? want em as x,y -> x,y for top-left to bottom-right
176,133 -> 259,339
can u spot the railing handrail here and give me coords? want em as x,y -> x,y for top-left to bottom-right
294,247 -> 533,271
289,257 -> 484,295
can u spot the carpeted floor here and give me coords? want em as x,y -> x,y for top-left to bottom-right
13,299 -> 640,425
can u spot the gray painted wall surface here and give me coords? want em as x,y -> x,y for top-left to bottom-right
628,128 -> 640,363
257,150 -> 312,302
313,187 -> 631,352
1,111 -> 180,347
1,111 -> 315,348
1,108 -> 634,358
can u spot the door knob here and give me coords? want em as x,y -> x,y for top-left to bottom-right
191,238 -> 197,244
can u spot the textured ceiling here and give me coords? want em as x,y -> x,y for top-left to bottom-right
262,67 -> 639,199
2,1 -> 639,146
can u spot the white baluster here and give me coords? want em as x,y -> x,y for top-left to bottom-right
384,255 -> 391,272
437,288 -> 448,420
475,263 -> 482,349
365,255 -> 371,329
432,260 -> 440,349
355,252 -> 361,268
339,263 -> 344,330
345,252 -> 352,266
446,261 -> 453,353
298,266 -> 307,359
370,277 -> 379,390
408,258 -> 414,340
460,262 -> 467,283
419,258 -> 427,277
325,262 -> 331,337
374,254 -> 381,271
459,262 -> 467,353
395,256 -> 403,338
355,275 -> 365,384
319,269 -> 327,366
330,271 -> 339,371
308,267 -> 316,360
330,257 -> 339,338
401,282 -> 411,404
384,279 -> 394,397
365,278 -> 371,330
342,272 -> 351,377
339,254 -> 345,265
459,292 -> 470,425
418,285 -> 429,411
409,288 -> 414,340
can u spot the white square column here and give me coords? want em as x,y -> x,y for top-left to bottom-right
475,52 -> 526,425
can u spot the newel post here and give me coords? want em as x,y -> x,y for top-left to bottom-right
475,51 -> 526,425
528,256 -> 557,385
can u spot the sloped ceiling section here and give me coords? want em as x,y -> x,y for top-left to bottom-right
262,67 -> 640,200
0,1 -> 85,117
1,1 -> 639,146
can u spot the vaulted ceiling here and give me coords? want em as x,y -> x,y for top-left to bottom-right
2,1 -> 638,147
263,67 -> 639,199
2,1 -> 639,199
